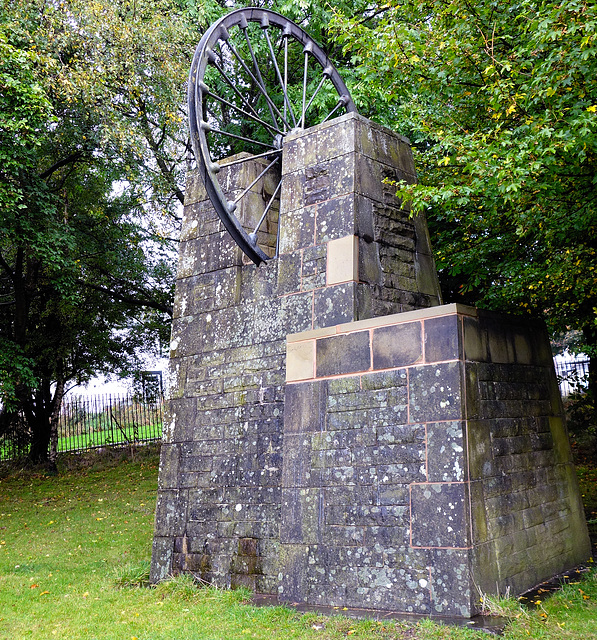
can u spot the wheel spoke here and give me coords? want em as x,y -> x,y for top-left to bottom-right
320,96 -> 350,124
263,26 -> 297,129
232,156 -> 280,205
203,54 -> 268,129
301,48 -> 310,128
222,36 -> 291,132
251,179 -> 282,238
303,73 -> 329,122
283,34 -> 289,124
241,25 -> 277,126
201,121 -> 276,150
201,83 -> 283,137
218,148 -> 281,169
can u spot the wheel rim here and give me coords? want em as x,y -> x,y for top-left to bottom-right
188,8 -> 357,265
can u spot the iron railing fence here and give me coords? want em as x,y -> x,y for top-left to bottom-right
0,394 -> 164,462
554,357 -> 590,397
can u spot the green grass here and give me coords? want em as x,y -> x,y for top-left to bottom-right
1,447 -> 596,640
1,423 -> 162,462
56,422 -> 162,453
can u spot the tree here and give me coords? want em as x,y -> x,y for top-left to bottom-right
2,0 -> 378,466
0,0 -> 212,467
331,0 -> 597,408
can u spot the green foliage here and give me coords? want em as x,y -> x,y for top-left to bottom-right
331,0 -> 597,357
566,389 -> 597,459
113,560 -> 152,588
0,0 -> 219,461
577,464 -> 597,540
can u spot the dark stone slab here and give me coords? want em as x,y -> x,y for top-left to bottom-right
316,331 -> 371,377
284,381 -> 326,434
424,314 -> 460,362
279,544 -> 309,602
280,487 -> 322,544
372,322 -> 422,369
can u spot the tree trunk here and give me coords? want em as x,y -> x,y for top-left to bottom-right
47,377 -> 66,474
28,413 -> 51,464
589,352 -> 597,427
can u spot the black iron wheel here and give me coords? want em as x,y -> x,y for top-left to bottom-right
188,8 -> 357,265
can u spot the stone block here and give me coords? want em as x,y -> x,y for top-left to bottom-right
358,237 -> 383,287
410,482 -> 468,548
316,331 -> 370,377
427,421 -> 466,482
149,537 -> 175,583
315,116 -> 357,162
278,206 -> 316,254
154,489 -> 188,537
462,315 -> 489,363
157,443 -> 181,489
428,549 -> 474,617
324,154 -> 357,201
315,194 -> 358,243
372,321 -> 422,369
327,235 -> 359,286
356,118 -> 411,169
377,422 -> 425,445
284,381 -> 326,434
286,340 -> 314,382
424,314 -> 460,362
409,361 -> 463,422
278,544 -> 309,602
313,282 -> 358,329
282,433 -> 313,489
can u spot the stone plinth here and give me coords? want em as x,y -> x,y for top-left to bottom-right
281,304 -> 591,616
150,113 -> 441,588
151,112 -> 589,618
279,113 -> 442,318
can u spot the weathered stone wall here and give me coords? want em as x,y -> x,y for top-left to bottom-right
150,113 -> 441,588
281,305 -> 591,616
151,112 -> 589,617
279,114 -> 441,318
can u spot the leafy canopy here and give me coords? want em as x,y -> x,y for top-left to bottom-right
0,0 -> 213,460
331,0 -> 597,353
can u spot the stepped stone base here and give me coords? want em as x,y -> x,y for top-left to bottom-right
281,304 -> 590,616
150,113 -> 590,617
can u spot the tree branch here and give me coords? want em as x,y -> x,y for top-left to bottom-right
39,150 -> 87,180
136,97 -> 185,205
77,279 -> 173,316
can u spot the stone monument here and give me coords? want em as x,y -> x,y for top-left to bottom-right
150,8 -> 591,618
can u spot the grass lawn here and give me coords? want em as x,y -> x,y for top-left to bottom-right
1,446 -> 596,640
55,423 -> 162,454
